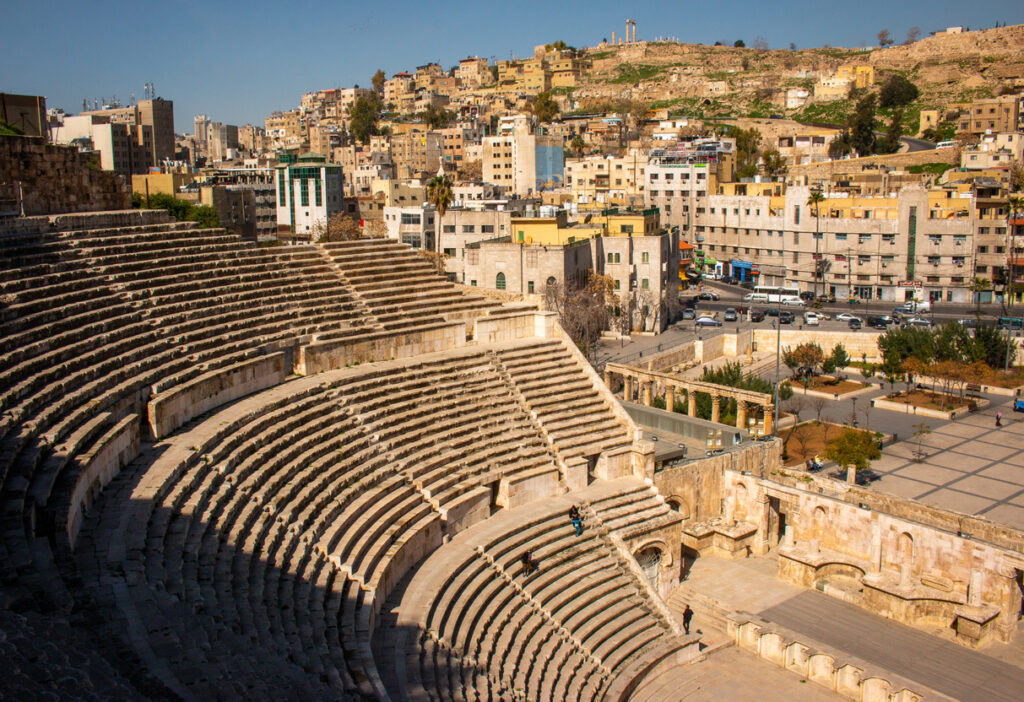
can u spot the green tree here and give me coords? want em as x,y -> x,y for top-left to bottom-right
349,96 -> 381,144
532,91 -> 559,123
974,323 -> 1017,368
878,325 -> 934,366
372,69 -> 386,96
187,205 -> 220,229
426,173 -> 453,252
734,39 -> 746,47
1010,161 -> 1024,193
850,94 -> 877,156
570,135 -> 586,156
807,188 -> 826,296
877,29 -> 893,47
825,428 -> 881,483
422,104 -> 455,129
879,75 -> 919,108
828,130 -> 853,159
877,108 -> 904,154
829,343 -> 850,375
727,126 -> 761,179
761,148 -> 787,178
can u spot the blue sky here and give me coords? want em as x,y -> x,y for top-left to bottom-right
3,1 -> 1022,133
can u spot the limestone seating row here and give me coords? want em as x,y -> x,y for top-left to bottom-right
2,227 -> 231,268
125,355 -> 529,697
587,486 -> 680,538
0,210 -> 174,241
496,343 -> 632,461
420,509 -> 680,702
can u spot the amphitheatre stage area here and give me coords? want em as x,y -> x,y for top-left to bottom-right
2,206 -> 1024,702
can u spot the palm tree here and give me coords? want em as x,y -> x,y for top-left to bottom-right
426,171 -> 453,253
570,135 -> 586,157
807,188 -> 826,298
1007,195 -> 1024,312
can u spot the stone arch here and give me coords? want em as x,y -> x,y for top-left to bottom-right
495,272 -> 506,290
813,505 -> 827,529
634,544 -> 665,592
665,496 -> 689,519
898,531 -> 914,565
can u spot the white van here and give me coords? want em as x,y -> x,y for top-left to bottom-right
935,140 -> 956,149
743,292 -> 769,303
803,311 -> 820,326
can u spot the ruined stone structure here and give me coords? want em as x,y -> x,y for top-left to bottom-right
0,135 -> 130,215
0,210 -> 695,698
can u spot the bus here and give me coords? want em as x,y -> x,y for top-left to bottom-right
753,285 -> 802,304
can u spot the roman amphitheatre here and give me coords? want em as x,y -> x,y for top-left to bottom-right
3,164 -> 1024,701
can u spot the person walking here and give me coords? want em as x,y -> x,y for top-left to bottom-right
996,410 -> 1003,427
682,604 -> 694,635
569,505 -> 583,536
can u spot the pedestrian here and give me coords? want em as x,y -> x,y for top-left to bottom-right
682,604 -> 694,635
569,505 -> 583,536
771,319 -> 776,329
520,550 -> 535,576
996,410 -> 1003,427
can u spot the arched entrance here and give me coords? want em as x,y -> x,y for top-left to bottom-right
635,547 -> 663,591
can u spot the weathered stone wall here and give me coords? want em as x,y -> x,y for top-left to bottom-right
0,135 -> 130,215
297,322 -> 467,374
753,329 -> 884,363
787,148 -> 958,180
148,353 -> 288,440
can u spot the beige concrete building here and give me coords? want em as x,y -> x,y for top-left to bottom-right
383,204 -> 435,250
482,118 -> 564,196
960,132 -> 1024,169
439,208 -> 512,281
644,148 -> 730,235
565,151 -> 647,205
957,95 -> 1021,136
696,184 -> 977,302
455,57 -> 491,88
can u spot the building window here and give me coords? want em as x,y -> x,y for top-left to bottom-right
614,279 -> 621,290
615,253 -> 622,263
443,225 -> 456,233
401,213 -> 421,225
443,248 -> 456,257
463,225 -> 475,232
528,281 -> 534,293
607,253 -> 614,264
495,272 -> 506,290
641,278 -> 649,290
315,178 -> 322,207
481,225 -> 494,233
300,179 -> 309,206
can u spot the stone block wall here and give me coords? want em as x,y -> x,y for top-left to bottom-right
0,135 -> 130,215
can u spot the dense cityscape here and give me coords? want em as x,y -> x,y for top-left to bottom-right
2,10 -> 1024,701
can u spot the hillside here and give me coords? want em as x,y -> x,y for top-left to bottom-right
566,24 -> 1024,129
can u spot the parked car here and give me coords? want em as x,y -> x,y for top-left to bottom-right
734,305 -> 749,315
744,292 -> 769,303
781,297 -> 806,306
1014,398 -> 1024,412
834,313 -> 860,322
848,318 -> 863,330
957,318 -> 979,329
779,311 -> 795,324
724,308 -> 738,322
803,311 -> 820,326
750,310 -> 765,322
697,291 -> 720,301
682,308 -> 696,320
765,307 -> 781,317
903,317 -> 932,328
997,317 -> 1024,330
799,291 -> 816,302
818,293 -> 836,303
695,316 -> 723,327
867,315 -> 888,330
740,280 -> 756,290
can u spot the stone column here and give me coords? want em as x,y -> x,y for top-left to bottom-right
754,494 -> 771,555
624,375 -> 632,402
870,523 -> 882,575
666,385 -> 675,413
711,394 -> 721,424
604,369 -> 612,388
736,400 -> 747,429
642,381 -> 652,407
969,570 -> 984,607
763,405 -> 774,435
687,390 -> 696,417
846,465 -> 857,484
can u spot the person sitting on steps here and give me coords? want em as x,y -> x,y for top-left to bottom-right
520,550 -> 536,576
569,505 -> 583,536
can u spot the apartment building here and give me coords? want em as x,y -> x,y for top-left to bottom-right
437,122 -> 484,168
265,110 -> 304,140
464,207 -> 680,331
695,184 -> 977,303
382,204 -> 435,250
439,208 -> 512,281
0,93 -> 47,137
565,151 -> 646,205
53,114 -> 145,176
456,57 -> 491,88
482,117 -> 564,195
957,95 -> 1022,137
274,154 -> 344,240
644,144 -> 733,235
775,130 -> 837,165
960,132 -> 1024,170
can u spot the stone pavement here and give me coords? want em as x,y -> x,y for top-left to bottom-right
633,646 -> 843,701
674,554 -> 1024,701
867,409 -> 1024,529
761,592 -> 1024,702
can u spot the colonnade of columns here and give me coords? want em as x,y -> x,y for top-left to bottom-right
605,368 -> 775,435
